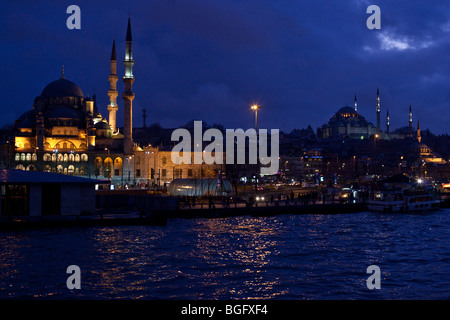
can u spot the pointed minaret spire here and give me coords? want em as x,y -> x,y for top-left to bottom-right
142,108 -> 147,128
124,17 -> 134,78
123,17 -> 135,155
409,105 -> 413,137
111,38 -> 117,61
107,39 -> 119,132
376,88 -> 381,132
386,109 -> 390,134
417,120 -> 421,143
126,17 -> 132,42
354,94 -> 358,112
60,65 -> 65,79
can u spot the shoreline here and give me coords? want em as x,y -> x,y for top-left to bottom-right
2,200 -> 447,230
0,202 -> 367,230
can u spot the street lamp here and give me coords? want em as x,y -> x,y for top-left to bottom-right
251,104 -> 260,194
251,104 -> 259,132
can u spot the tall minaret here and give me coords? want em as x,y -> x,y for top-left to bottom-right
409,105 -> 413,137
107,39 -> 119,133
386,109 -> 390,134
376,88 -> 381,132
417,120 -> 421,143
123,17 -> 135,154
354,94 -> 358,112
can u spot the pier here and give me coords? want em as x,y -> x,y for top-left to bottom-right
0,189 -> 369,229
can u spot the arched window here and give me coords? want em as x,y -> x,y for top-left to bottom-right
57,153 -> 63,162
15,164 -> 25,170
75,154 -> 80,162
57,165 -> 63,174
26,165 -> 35,171
114,157 -> 123,176
63,168 -> 68,175
162,156 -> 167,165
81,154 -> 88,162
104,158 -> 113,178
26,153 -> 31,161
63,142 -> 68,149
80,165 -> 87,176
63,154 -> 68,162
75,167 -> 79,175
15,153 -> 20,161
52,153 -> 57,162
21,153 -> 26,161
95,157 -> 103,175
79,143 -> 87,150
69,153 -> 75,162
68,165 -> 74,175
32,153 -> 37,161
43,165 -> 51,172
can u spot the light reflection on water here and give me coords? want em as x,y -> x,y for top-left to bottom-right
1,210 -> 450,299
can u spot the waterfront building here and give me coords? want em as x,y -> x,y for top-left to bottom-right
0,169 -> 102,217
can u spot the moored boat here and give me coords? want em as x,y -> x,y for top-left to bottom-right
368,180 -> 440,213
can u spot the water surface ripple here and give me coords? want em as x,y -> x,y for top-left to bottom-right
1,210 -> 450,299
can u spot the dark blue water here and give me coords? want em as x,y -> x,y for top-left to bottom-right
1,210 -> 450,300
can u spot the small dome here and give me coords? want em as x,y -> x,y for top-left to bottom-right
17,110 -> 35,122
45,106 -> 82,119
16,110 -> 36,128
41,79 -> 84,98
95,121 -> 112,130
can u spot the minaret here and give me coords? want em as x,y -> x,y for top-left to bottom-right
122,17 -> 135,154
354,94 -> 357,112
376,88 -> 381,132
386,109 -> 390,134
142,108 -> 147,128
417,120 -> 421,143
409,105 -> 413,137
107,39 -> 119,133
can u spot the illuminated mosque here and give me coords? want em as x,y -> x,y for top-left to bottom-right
317,89 -> 419,140
12,18 -> 223,188
13,18 -> 144,187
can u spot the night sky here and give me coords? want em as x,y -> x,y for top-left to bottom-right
1,0 -> 449,134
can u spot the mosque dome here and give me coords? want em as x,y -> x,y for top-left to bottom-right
40,78 -> 84,98
335,106 -> 359,119
45,105 -> 83,119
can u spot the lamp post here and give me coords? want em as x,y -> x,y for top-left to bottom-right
251,104 -> 259,195
251,104 -> 259,132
